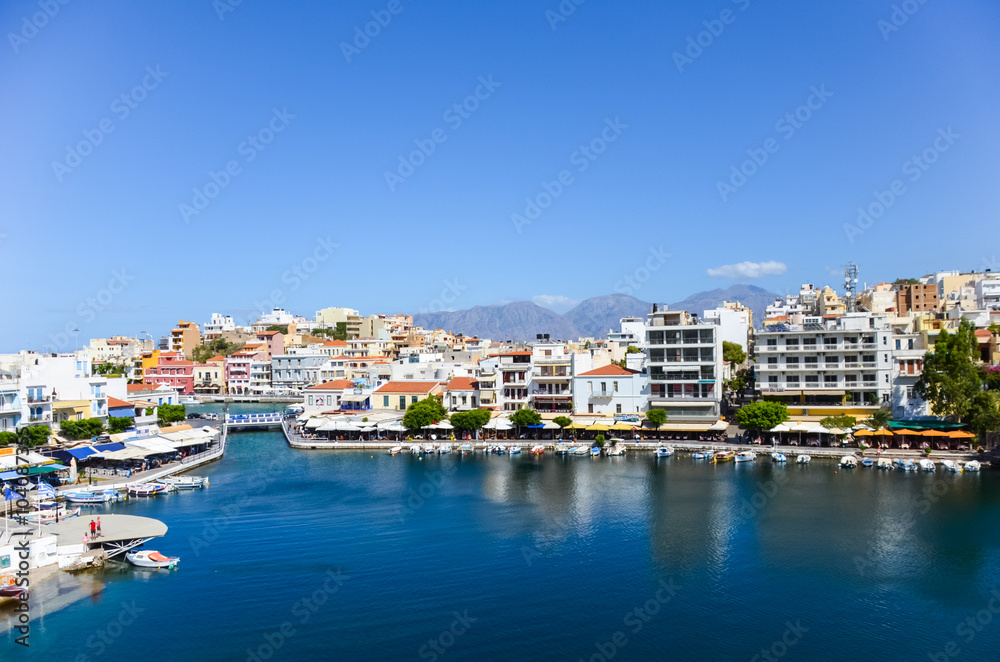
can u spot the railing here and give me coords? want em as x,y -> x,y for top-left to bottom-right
27,395 -> 52,403
532,389 -> 571,396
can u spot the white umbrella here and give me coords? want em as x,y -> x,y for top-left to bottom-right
808,425 -> 830,434
306,418 -> 328,429
336,422 -> 361,432
787,421 -> 813,432
358,426 -> 377,433
317,421 -> 340,432
769,423 -> 790,432
384,422 -> 406,432
542,421 -> 562,430
429,421 -> 454,430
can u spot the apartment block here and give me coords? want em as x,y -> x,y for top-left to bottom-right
646,307 -> 723,421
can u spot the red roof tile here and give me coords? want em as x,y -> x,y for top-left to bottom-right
107,397 -> 133,408
578,364 -> 637,377
445,377 -> 478,391
374,381 -> 440,394
305,380 -> 355,391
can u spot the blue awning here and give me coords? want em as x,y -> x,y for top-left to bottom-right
526,424 -> 545,429
93,442 -> 126,452
65,446 -> 98,460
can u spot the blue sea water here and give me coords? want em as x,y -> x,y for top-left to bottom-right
5,427 -> 1000,661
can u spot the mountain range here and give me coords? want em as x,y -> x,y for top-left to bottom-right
411,285 -> 779,341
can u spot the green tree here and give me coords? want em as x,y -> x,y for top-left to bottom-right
645,408 -> 667,431
722,341 -> 747,367
0,431 -> 14,447
968,391 -> 1000,441
866,407 -> 892,430
510,407 -> 541,434
819,414 -> 857,430
158,404 -> 187,425
595,434 -> 606,447
735,401 -> 789,432
552,416 -> 573,429
108,416 -> 133,434
314,322 -> 349,341
915,319 -> 982,422
402,397 -> 448,430
450,409 -> 491,432
60,418 -> 105,440
989,322 -> 1000,336
92,361 -> 130,376
17,426 -> 50,447
266,324 -> 289,334
625,345 -> 642,354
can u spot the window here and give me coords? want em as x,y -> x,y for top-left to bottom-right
768,357 -> 778,365
804,356 -> 818,365
766,338 -> 777,346
786,376 -> 800,385
786,357 -> 799,365
399,396 -> 406,409
768,376 -> 778,384
895,339 -> 901,350
613,381 -> 619,392
411,396 -> 418,404
308,395 -> 314,405
588,404 -> 594,413
616,404 -> 622,413
588,382 -> 592,393
906,386 -> 915,399
601,382 -> 607,393
908,339 -> 914,350
805,375 -> 819,384
326,395 -> 332,406
824,375 -> 838,385
383,396 -> 389,407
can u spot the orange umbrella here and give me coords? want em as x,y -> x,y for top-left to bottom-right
872,429 -> 893,436
921,430 -> 949,437
854,429 -> 874,437
946,430 -> 976,438
893,429 -> 920,435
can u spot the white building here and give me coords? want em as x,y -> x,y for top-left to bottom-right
756,313 -> 894,419
976,275 -> 1000,313
702,305 -> 751,352
530,342 -> 573,415
573,364 -> 648,415
203,313 -> 236,339
646,307 -> 723,422
890,328 -> 931,420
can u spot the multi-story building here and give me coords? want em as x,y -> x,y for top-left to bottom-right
890,327 -> 930,420
573,364 -> 648,415
702,303 -> 752,352
203,313 -> 236,340
530,343 -> 573,414
144,352 -> 216,395
443,377 -> 479,411
859,283 -> 897,314
477,357 -> 500,409
88,336 -> 152,372
271,353 -> 327,391
976,275 -> 1000,313
646,307 -> 722,422
0,370 -> 21,432
896,283 -> 939,315
817,286 -> 846,317
170,321 -> 201,358
498,351 -> 532,412
755,313 -> 894,419
192,362 -> 225,395
225,347 -> 267,395
302,379 -> 372,413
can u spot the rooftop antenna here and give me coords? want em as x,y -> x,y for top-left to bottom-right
845,261 -> 860,312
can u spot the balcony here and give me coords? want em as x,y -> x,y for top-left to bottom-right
1,402 -> 21,415
27,395 -> 52,403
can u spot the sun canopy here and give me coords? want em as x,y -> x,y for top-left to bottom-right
808,425 -> 830,434
429,421 -> 454,430
769,424 -> 790,432
305,418 -> 328,429
872,429 -> 893,436
708,420 -> 728,431
65,446 -> 99,460
854,429 -> 873,437
565,423 -> 587,430
947,430 -> 976,438
542,421 -> 563,430
586,424 -> 611,432
610,422 -> 635,431
893,429 -> 920,435
921,430 -> 949,437
828,427 -> 846,435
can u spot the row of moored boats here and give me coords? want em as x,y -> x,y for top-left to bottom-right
839,456 -> 981,472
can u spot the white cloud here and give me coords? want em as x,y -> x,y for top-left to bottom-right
532,294 -> 580,313
707,261 -> 787,278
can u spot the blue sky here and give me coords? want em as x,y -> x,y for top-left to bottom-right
2,0 -> 998,351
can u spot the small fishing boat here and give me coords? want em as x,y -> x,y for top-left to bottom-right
690,450 -> 711,459
128,483 -> 171,497
771,452 -> 786,463
876,458 -> 893,470
423,444 -> 437,454
179,396 -> 201,406
438,444 -> 452,454
126,550 -> 180,569
388,445 -> 403,455
606,445 -> 625,456
796,454 -> 811,464
459,443 -> 474,454
571,446 -> 589,455
655,446 -> 674,457
508,446 -> 521,454
963,460 -> 981,472
590,446 -> 601,457
897,459 -> 917,472
735,450 -> 756,463
713,450 -> 735,463
409,445 -> 423,454
158,475 -> 207,489
554,443 -> 572,455
941,460 -> 959,472
840,456 -> 857,468
63,490 -> 116,504
918,458 -> 935,472
0,585 -> 28,602
530,445 -> 545,455
861,458 -> 874,468
24,506 -> 80,522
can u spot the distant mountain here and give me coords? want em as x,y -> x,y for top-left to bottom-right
669,284 -> 778,326
412,301 -> 581,341
565,294 -> 651,338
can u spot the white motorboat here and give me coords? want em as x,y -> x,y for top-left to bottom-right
606,445 -> 625,456
796,454 -> 811,464
590,446 -> 601,457
459,443 -> 474,454
941,460 -> 959,472
63,490 -> 117,504
158,475 -> 207,489
437,444 -> 452,454
126,550 -> 180,569
508,446 -> 521,454
963,460 -> 981,472
423,444 -> 436,454
179,396 -> 201,406
388,445 -> 403,455
554,443 -> 572,455
655,446 -> 674,457
771,452 -> 787,463
128,483 -> 172,497
840,456 -> 857,468
572,446 -> 589,455
530,445 -> 545,454
876,458 -> 893,470
24,506 -> 80,522
735,451 -> 756,463
919,458 -> 936,472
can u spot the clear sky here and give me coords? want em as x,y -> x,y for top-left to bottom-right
2,0 -> 998,351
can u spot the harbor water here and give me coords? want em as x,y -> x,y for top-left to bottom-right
6,426 -> 1000,660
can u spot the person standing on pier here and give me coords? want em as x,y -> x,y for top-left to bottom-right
96,516 -> 102,538
90,519 -> 97,539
